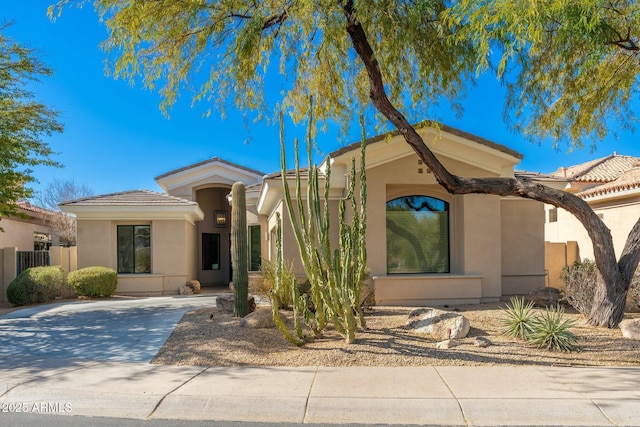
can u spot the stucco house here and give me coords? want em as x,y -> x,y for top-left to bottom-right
61,124 -> 549,305
0,201 -> 61,251
545,153 -> 640,285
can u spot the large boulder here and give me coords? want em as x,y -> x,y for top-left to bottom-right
405,308 -> 470,340
240,307 -> 275,328
216,294 -> 256,314
527,287 -> 563,308
619,319 -> 640,339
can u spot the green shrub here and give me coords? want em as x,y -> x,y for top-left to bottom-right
501,297 -> 536,340
6,266 -> 64,306
528,305 -> 579,352
67,266 -> 117,297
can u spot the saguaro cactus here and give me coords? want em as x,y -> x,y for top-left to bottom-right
231,181 -> 249,317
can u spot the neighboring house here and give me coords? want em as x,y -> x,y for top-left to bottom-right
545,153 -> 640,261
61,124 -> 551,305
0,201 -> 61,251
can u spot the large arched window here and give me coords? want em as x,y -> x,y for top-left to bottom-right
386,195 -> 450,273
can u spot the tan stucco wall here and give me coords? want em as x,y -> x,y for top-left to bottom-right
501,199 -> 546,295
0,217 -> 58,251
545,241 -> 580,289
76,220 -> 112,269
545,198 -> 640,261
75,218 -> 196,296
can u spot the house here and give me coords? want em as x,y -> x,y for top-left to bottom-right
0,201 -> 61,251
60,124 -> 550,305
544,153 -> 640,286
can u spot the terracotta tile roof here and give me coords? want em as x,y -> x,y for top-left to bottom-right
551,154 -> 640,182
16,201 -> 58,216
514,171 -> 566,183
59,190 -> 198,207
579,167 -> 640,198
154,156 -> 265,181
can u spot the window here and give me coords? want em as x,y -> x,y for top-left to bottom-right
117,225 -> 151,274
386,195 -> 449,273
548,208 -> 558,223
202,233 -> 221,270
249,225 -> 261,271
33,232 -> 52,251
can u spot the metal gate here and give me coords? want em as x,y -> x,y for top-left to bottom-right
16,251 -> 50,274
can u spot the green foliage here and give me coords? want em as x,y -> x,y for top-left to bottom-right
259,258 -> 296,309
51,1 -> 475,132
528,305 -> 579,352
501,297 -> 536,340
502,297 -> 579,352
231,181 -> 249,317
444,0 -> 640,148
7,266 -> 64,306
67,266 -> 117,297
0,25 -> 62,225
273,113 -> 368,345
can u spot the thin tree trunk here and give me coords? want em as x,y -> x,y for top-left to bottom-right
342,1 -> 633,327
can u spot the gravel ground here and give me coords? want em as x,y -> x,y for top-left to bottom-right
152,301 -> 640,367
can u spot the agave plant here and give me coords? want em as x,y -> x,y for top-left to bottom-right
528,305 -> 579,352
501,297 -> 536,340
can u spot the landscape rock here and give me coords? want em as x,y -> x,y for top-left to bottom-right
186,280 -> 201,294
216,294 -> 256,314
405,307 -> 470,340
527,287 -> 563,308
474,336 -> 492,348
435,339 -> 460,349
619,319 -> 640,339
179,285 -> 193,296
240,307 -> 274,328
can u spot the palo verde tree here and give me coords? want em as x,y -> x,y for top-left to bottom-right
50,0 -> 640,327
0,24 -> 62,230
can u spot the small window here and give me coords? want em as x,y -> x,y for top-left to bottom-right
248,225 -> 261,271
117,225 -> 151,274
548,208 -> 558,223
33,232 -> 52,251
202,233 -> 221,270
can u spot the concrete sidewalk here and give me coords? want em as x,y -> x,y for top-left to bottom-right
0,357 -> 638,426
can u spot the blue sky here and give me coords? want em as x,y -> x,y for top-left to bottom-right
5,2 -> 640,199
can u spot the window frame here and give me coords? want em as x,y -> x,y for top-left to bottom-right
386,195 -> 450,274
117,225 -> 151,274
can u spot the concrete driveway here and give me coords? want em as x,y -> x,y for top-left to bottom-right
0,295 -> 218,362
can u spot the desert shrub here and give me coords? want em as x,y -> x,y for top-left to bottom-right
561,260 -> 598,315
67,266 -> 117,297
259,259 -> 296,309
501,297 -> 536,340
6,266 -> 64,306
528,305 -> 579,352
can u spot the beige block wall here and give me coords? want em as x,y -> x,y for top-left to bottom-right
501,199 -> 546,295
545,241 -> 580,289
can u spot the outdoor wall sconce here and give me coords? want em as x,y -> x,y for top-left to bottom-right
215,210 -> 228,228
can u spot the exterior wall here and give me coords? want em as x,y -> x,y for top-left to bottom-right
76,218 -> 195,296
545,197 -> 640,261
461,194 -> 502,301
76,220 -> 112,269
0,248 -> 15,304
353,153 -> 510,305
501,199 -> 546,295
0,216 -> 59,250
545,241 -> 580,289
